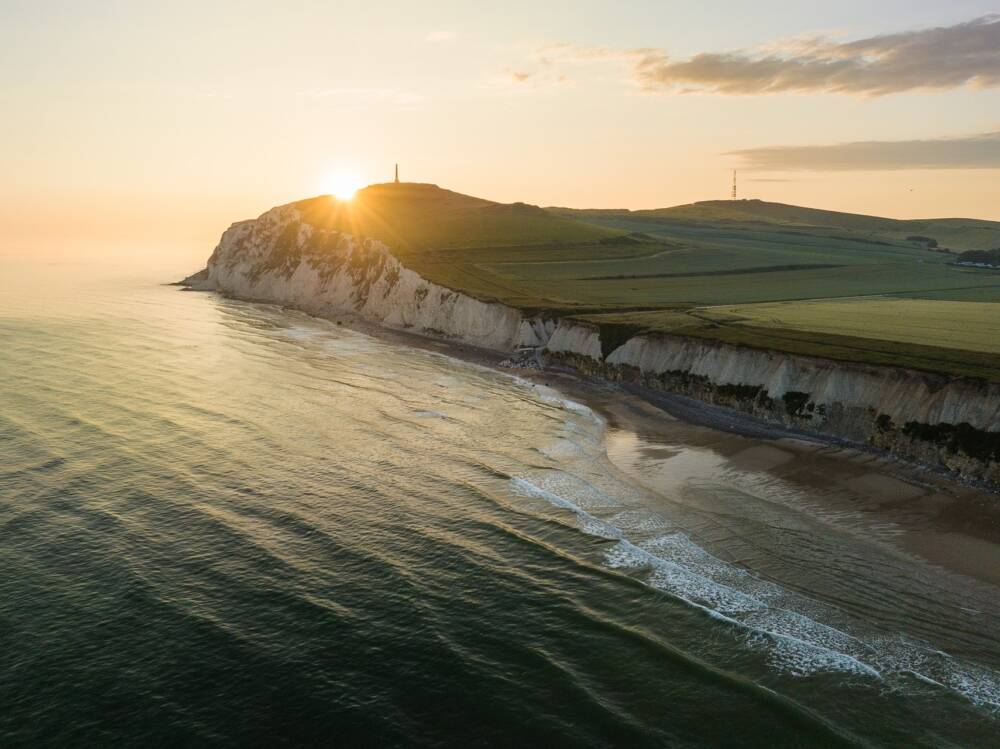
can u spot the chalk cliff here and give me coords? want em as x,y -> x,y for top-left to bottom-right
186,204 -> 1000,485
187,204 -> 532,350
547,322 -> 1000,484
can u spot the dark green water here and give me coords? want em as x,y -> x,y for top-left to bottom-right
1,260 -> 999,747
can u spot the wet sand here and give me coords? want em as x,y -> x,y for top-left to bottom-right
555,372 -> 1000,590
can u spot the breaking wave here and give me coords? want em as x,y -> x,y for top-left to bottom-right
509,472 -> 1000,711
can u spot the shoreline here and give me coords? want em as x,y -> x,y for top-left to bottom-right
195,290 -> 1000,588
334,301 -> 999,487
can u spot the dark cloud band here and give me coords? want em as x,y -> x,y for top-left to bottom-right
729,131 -> 1000,171
632,15 -> 1000,96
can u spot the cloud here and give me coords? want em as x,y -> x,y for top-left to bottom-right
633,15 -> 1000,95
491,66 -> 571,91
526,16 -> 1000,97
425,30 -> 456,43
729,130 -> 1000,171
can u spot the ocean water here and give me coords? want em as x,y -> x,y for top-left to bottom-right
2,259 -> 1000,747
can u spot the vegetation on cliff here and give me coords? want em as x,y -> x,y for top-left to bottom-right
246,183 -> 1000,381
957,248 -> 1000,267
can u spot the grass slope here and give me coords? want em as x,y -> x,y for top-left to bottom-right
293,183 -> 619,253
705,299 -> 1000,355
417,224 -> 1000,310
574,305 -> 1000,382
282,184 -> 1000,380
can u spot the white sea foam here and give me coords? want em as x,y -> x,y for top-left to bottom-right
510,476 -> 622,540
527,383 -> 604,424
606,509 -> 672,534
512,473 -> 620,511
539,439 -> 592,461
865,634 -> 1000,710
647,558 -> 764,615
747,630 -> 881,679
510,476 -> 878,677
507,469 -> 1000,709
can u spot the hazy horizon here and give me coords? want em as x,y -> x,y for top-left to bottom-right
2,0 -> 999,265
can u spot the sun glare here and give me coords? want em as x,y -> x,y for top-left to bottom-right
325,170 -> 364,201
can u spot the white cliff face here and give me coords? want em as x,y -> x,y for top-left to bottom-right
606,335 -> 1000,432
201,205 -> 526,351
516,318 -> 556,349
545,321 -> 603,362
540,322 -> 1000,482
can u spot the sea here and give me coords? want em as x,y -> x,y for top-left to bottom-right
2,257 -> 999,747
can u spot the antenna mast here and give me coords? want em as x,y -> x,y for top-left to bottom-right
394,163 -> 400,184
731,170 -> 737,200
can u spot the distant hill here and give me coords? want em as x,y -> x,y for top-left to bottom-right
550,199 -> 1000,252
644,199 -> 912,227
292,183 -> 618,253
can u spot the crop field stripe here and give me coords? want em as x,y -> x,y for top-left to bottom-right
703,299 -> 1000,355
682,324 -> 1000,382
577,264 -> 845,280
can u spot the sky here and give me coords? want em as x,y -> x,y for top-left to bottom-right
1,0 -> 999,266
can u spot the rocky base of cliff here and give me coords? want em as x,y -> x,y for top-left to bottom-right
546,345 -> 1000,486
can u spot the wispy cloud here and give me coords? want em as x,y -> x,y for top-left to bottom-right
425,30 -> 456,43
729,130 -> 1000,171
521,15 -> 1000,97
635,15 -> 1000,95
491,67 -> 571,91
507,70 -> 532,83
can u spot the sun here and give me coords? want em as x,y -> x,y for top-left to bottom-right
324,169 -> 364,201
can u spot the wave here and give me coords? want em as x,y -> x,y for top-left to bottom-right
535,390 -> 604,425
508,474 -> 1000,711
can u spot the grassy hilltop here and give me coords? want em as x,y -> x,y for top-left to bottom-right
295,183 -> 1000,380
293,183 -> 617,252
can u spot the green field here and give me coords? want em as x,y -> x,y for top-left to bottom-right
573,301 -> 1000,382
704,299 -> 1000,355
399,230 -> 1000,311
299,184 -> 1000,380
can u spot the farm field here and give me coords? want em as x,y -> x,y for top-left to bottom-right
573,305 -> 1000,382
702,298 -> 1000,355
402,226 -> 1000,311
295,183 -> 1000,379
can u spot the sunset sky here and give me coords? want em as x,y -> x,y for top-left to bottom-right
2,1 -> 999,265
